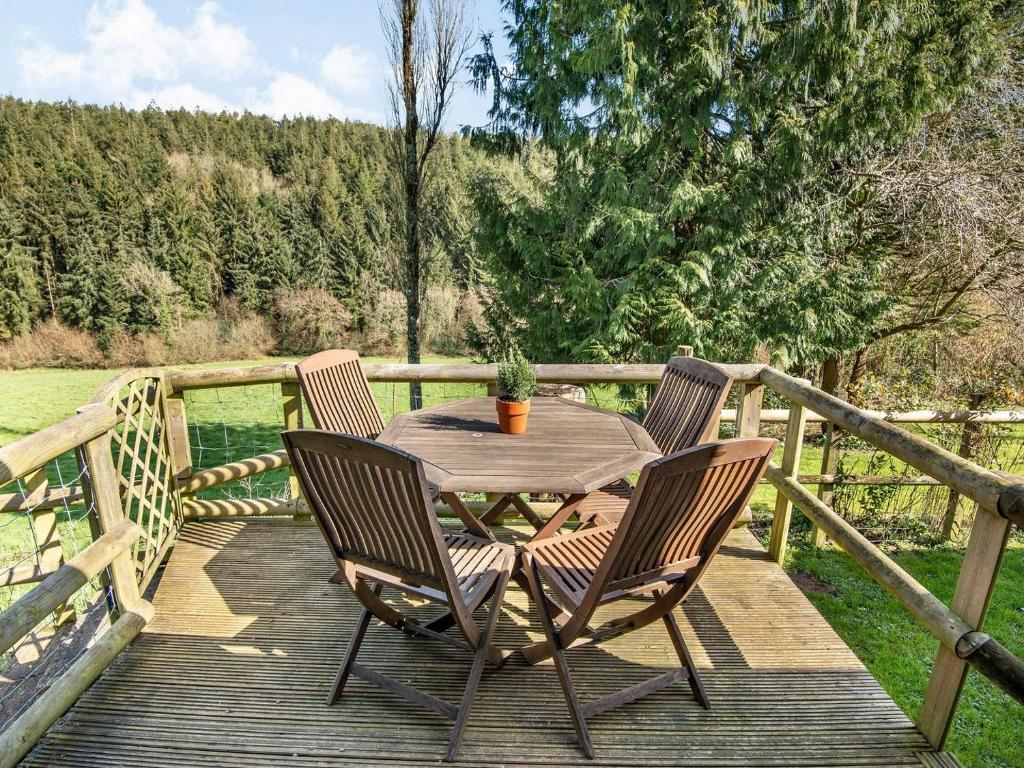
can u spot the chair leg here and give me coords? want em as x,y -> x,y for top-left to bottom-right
445,564 -> 512,762
527,558 -> 594,758
328,582 -> 381,705
662,606 -> 710,709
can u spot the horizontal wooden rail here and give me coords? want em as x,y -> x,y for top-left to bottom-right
182,448 -> 949,494
0,599 -> 154,768
0,404 -> 116,489
765,463 -> 1024,704
0,485 -> 84,512
0,521 -> 141,656
183,449 -> 290,493
0,562 -> 45,587
759,368 -> 1024,527
180,495 -> 569,520
797,474 -> 942,486
721,407 -> 1024,424
165,361 -> 765,391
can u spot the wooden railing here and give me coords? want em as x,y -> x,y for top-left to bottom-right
0,402 -> 156,768
160,359 -> 1024,749
1,358 -> 1022,762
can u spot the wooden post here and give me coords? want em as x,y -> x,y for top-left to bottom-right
17,467 -> 74,663
165,390 -> 195,523
941,393 -> 983,542
675,345 -> 694,357
81,433 -> 140,614
735,382 -> 764,439
281,382 -> 306,520
918,505 -> 1012,747
734,382 -> 764,526
165,392 -> 193,482
768,400 -> 806,564
811,421 -> 840,547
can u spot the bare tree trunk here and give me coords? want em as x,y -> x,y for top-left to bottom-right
846,346 -> 869,405
401,0 -> 423,410
383,0 -> 469,412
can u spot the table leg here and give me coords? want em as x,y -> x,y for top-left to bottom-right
508,495 -> 545,530
441,492 -> 496,541
529,494 -> 587,542
479,494 -> 514,527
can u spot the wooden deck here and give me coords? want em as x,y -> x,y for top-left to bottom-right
21,519 -> 958,767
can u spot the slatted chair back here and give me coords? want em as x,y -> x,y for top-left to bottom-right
296,349 -> 386,437
642,357 -> 733,454
282,430 -> 449,587
599,439 -> 775,598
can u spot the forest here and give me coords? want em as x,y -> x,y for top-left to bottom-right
1,0 -> 1023,413
0,99 -> 497,364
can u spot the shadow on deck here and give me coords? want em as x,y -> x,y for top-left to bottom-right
22,520 -> 956,767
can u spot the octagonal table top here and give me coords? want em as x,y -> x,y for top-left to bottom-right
378,396 -> 660,495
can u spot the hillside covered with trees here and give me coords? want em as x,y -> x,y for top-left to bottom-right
1,0 -> 1023,411
0,98 -> 496,364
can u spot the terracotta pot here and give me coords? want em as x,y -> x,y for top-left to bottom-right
496,397 -> 531,434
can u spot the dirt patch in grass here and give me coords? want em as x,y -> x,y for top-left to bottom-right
790,569 -> 839,596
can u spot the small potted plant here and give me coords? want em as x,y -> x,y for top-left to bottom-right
495,345 -> 537,434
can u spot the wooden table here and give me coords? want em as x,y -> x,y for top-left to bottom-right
379,396 -> 660,539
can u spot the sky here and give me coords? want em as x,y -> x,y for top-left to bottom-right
0,0 -> 509,130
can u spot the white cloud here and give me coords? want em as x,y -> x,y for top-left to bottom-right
17,41 -> 85,89
18,0 -> 255,95
320,44 -> 377,95
245,73 -> 379,121
14,1 -> 383,123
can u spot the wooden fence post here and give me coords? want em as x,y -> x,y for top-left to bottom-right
81,433 -> 140,614
165,391 -> 193,485
941,393 -> 983,542
917,505 -> 1012,747
811,421 -> 840,547
734,381 -> 764,526
281,382 -> 306,520
768,401 -> 806,564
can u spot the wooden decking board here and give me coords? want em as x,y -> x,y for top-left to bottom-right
20,519 -> 957,767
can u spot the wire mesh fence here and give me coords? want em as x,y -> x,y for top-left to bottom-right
830,422 -> 1024,543
180,378 -> 1024,544
0,450 -> 112,730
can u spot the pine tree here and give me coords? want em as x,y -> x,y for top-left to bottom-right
0,201 -> 40,338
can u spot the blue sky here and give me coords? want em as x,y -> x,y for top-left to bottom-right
0,0 -> 508,130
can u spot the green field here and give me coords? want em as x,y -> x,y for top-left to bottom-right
0,361 -> 1021,767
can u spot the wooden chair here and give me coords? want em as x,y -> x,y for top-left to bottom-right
576,356 -> 734,527
296,349 -> 386,437
521,438 -> 776,758
282,429 -> 515,762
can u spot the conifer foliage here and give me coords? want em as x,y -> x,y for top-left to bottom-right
468,1 -> 1003,365
0,99 -> 488,351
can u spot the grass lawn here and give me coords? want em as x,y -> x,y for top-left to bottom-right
1,360 -> 1022,767
783,533 -> 1024,768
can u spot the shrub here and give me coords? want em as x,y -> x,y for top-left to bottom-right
107,330 -> 170,367
273,288 -> 352,355
168,319 -> 222,364
0,319 -> 103,369
496,344 -> 536,402
357,288 -> 406,355
222,313 -> 276,361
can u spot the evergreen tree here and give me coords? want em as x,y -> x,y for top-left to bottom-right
0,201 -> 40,338
469,1 -> 1001,364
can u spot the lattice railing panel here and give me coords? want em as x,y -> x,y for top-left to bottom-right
104,375 -> 180,591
